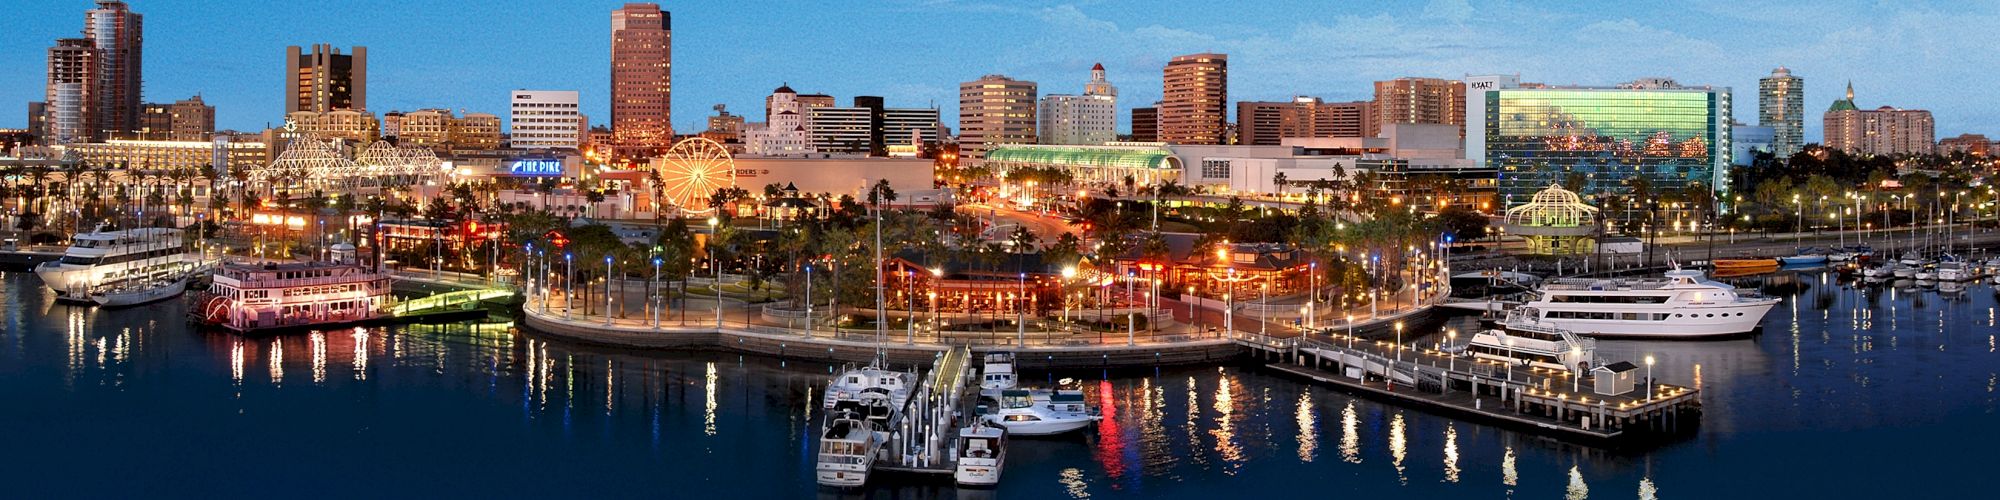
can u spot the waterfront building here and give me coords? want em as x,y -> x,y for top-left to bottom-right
610,3 -> 673,153
1938,134 -> 1991,156
746,85 -> 814,156
1130,106 -> 1158,142
1758,67 -> 1805,158
1159,53 -> 1228,145
285,44 -> 366,113
1373,77 -> 1464,137
1235,97 -> 1375,146
1038,63 -> 1118,146
285,109 -> 379,144
510,90 -> 585,149
1823,83 -> 1933,156
138,96 -> 215,142
959,75 -> 1037,160
1465,74 -> 1733,206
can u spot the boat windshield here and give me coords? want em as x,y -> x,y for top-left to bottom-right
60,255 -> 101,265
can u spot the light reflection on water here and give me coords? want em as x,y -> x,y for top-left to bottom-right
4,269 -> 2000,497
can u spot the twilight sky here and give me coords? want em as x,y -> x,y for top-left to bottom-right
5,0 -> 1995,142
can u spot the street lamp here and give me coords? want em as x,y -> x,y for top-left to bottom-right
604,255 -> 614,326
1061,266 -> 1076,327
1645,355 -> 1656,402
652,256 -> 663,330
1446,329 -> 1457,371
1571,346 -> 1583,392
564,252 -> 573,320
1345,313 -> 1355,349
709,218 -> 720,329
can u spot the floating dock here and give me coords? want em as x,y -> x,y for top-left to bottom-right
874,346 -> 978,476
1239,333 -> 1699,445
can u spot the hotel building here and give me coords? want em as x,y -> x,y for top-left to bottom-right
1466,75 -> 1732,206
958,75 -> 1037,159
1159,53 -> 1228,145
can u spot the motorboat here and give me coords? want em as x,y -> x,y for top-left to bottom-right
816,365 -> 916,488
1518,268 -> 1778,338
1778,249 -> 1828,266
978,352 -> 1018,392
980,389 -> 1100,436
1465,310 -> 1597,372
1892,264 -> 1919,279
1860,265 -> 1894,280
1935,261 -> 1973,282
954,422 -> 1007,487
1914,265 -> 1937,282
35,225 -> 199,302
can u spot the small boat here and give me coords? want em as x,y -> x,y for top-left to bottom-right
1860,265 -> 1893,280
954,422 -> 1007,488
91,272 -> 192,307
1778,252 -> 1828,266
1466,310 -> 1596,372
979,352 -> 1018,391
1898,252 -> 1926,267
1714,258 -> 1778,269
1936,261 -> 1973,282
1892,265 -> 1918,279
981,389 -> 1101,436
816,366 -> 916,489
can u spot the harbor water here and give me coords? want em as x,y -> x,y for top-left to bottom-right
3,269 -> 1997,498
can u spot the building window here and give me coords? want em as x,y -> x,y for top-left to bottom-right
1201,159 -> 1231,179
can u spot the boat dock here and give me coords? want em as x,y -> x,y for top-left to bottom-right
873,345 -> 976,476
1237,332 -> 1699,445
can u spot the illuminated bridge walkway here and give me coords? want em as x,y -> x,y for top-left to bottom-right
392,288 -> 516,318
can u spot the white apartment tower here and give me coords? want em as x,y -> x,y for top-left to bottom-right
1038,63 -> 1117,146
510,90 -> 584,149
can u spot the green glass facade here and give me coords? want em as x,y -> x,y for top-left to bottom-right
1485,89 -> 1730,206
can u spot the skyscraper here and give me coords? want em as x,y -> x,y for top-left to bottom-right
86,0 -> 143,140
1130,106 -> 1158,142
1373,77 -> 1463,137
1465,75 -> 1734,205
958,75 -> 1037,159
1758,67 -> 1805,158
611,3 -> 673,153
1159,53 -> 1227,145
1038,63 -> 1117,146
285,44 -> 366,113
1823,83 -> 1933,156
511,90 -> 584,149
41,1 -> 142,144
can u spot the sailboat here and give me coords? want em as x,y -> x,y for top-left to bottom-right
88,221 -> 202,308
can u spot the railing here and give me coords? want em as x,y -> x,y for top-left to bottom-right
218,273 -> 382,290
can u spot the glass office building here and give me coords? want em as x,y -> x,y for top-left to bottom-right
1480,87 -> 1731,206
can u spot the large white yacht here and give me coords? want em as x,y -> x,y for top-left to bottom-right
35,226 -> 198,302
1519,268 -> 1777,338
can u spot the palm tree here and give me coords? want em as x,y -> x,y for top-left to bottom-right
1272,171 -> 1288,198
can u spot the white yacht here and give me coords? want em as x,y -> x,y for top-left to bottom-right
35,226 -> 197,302
1935,261 -> 1973,282
954,422 -> 1007,487
1520,268 -> 1778,338
978,352 -> 1018,392
816,366 -> 915,488
1465,311 -> 1597,372
980,389 -> 1100,436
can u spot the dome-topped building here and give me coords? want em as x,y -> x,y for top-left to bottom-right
1501,183 -> 1600,254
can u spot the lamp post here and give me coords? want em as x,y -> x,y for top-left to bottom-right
1571,346 -> 1582,392
1307,261 -> 1317,331
1124,271 -> 1135,346
708,217 -> 721,329
1185,285 -> 1195,329
1345,313 -> 1355,350
652,257 -> 663,330
1020,272 -> 1030,348
1645,355 -> 1656,402
1504,338 -> 1515,383
1224,293 -> 1234,340
1061,267 -> 1076,328
564,252 -> 573,320
604,255 -> 614,326
906,270 -> 916,345
1446,329 -> 1457,371
805,264 -> 814,337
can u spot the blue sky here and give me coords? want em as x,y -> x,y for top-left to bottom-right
5,0 -> 1995,141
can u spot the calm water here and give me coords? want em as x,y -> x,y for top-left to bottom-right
3,269 -> 1996,498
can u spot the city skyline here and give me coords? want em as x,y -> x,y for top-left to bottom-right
4,0 -> 1996,142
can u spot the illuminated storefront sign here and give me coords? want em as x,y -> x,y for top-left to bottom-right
508,159 -> 565,176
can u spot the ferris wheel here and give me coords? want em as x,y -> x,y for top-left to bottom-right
654,137 -> 735,212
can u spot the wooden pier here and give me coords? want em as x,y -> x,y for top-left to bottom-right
1237,332 -> 1700,445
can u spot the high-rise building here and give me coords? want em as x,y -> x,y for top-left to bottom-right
1823,83 -> 1933,156
1130,106 -> 1158,142
746,85 -> 813,156
958,75 -> 1037,159
86,0 -> 143,140
1465,75 -> 1733,205
1159,53 -> 1227,145
1234,97 -> 1375,146
285,44 -> 366,114
610,3 -> 672,151
511,90 -> 584,149
1038,64 -> 1118,146
881,107 -> 941,147
44,38 -> 99,144
807,106 -> 872,154
1373,77 -> 1464,138
139,95 -> 214,141
1758,67 -> 1805,158
703,107 -> 745,145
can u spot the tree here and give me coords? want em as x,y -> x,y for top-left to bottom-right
1272,171 -> 1289,197
1434,206 -> 1491,242
1007,225 -> 1039,253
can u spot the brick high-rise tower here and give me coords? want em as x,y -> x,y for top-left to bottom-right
611,3 -> 672,155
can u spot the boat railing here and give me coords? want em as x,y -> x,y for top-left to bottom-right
1540,278 -> 1671,291
219,272 -> 383,290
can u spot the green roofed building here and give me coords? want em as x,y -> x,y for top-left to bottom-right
1465,75 -> 1733,209
983,143 -> 1182,186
